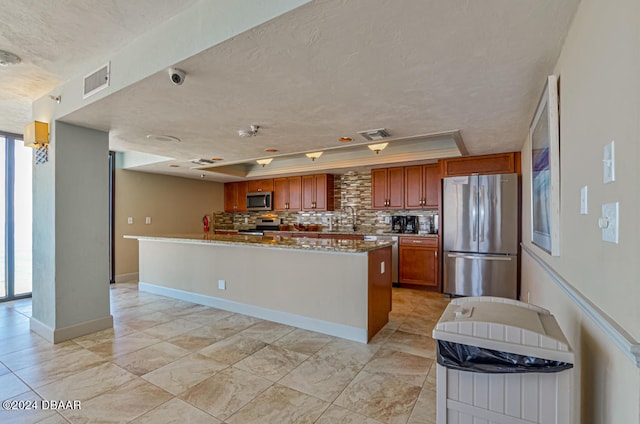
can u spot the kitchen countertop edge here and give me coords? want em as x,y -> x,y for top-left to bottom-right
124,234 -> 396,254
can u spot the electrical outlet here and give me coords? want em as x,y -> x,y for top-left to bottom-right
127,217 -> 133,224
218,279 -> 226,290
145,217 -> 151,225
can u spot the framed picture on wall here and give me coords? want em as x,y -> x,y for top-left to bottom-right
530,75 -> 560,256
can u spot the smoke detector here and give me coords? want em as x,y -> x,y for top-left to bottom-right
0,50 -> 21,66
357,128 -> 390,141
238,124 -> 259,137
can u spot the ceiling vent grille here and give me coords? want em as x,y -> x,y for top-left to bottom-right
357,128 -> 390,141
191,158 -> 216,166
83,62 -> 110,99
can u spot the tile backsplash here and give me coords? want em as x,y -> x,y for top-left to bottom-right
215,170 -> 438,234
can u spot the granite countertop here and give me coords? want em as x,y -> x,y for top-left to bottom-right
279,230 -> 438,238
217,228 -> 439,238
124,234 -> 395,253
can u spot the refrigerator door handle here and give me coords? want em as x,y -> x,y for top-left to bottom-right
472,185 -> 477,242
447,253 -> 513,261
479,184 -> 486,242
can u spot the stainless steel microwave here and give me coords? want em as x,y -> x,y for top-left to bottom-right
246,191 -> 273,211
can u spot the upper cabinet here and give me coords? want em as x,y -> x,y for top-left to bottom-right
224,181 -> 248,212
302,174 -> 335,211
441,152 -> 521,177
404,164 -> 440,209
371,167 -> 404,209
273,176 -> 302,211
247,179 -> 274,193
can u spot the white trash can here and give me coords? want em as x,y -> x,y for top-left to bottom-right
432,297 -> 574,424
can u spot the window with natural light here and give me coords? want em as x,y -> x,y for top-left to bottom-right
0,135 -> 33,300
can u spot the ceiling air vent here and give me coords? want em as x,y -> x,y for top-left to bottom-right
83,62 -> 110,99
357,128 -> 390,141
191,158 -> 216,166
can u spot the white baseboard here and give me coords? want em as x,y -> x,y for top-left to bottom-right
138,282 -> 368,343
115,272 -> 139,283
30,315 -> 114,344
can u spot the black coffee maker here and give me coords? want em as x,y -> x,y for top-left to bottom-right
391,216 -> 405,233
404,216 -> 418,234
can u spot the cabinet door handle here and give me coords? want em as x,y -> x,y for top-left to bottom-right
435,251 -> 438,257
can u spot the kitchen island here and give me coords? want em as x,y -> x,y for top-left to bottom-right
124,234 -> 394,343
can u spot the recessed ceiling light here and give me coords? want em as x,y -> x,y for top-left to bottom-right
0,50 -> 21,67
146,134 -> 180,143
265,148 -> 279,153
339,137 -> 353,142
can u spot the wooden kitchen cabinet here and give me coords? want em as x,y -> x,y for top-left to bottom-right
273,176 -> 302,211
247,179 -> 273,193
404,164 -> 440,209
399,236 -> 439,289
302,174 -> 334,211
371,167 -> 404,209
441,152 -> 521,177
224,181 -> 248,212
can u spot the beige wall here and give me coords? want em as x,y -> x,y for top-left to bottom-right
520,0 -> 640,421
115,169 -> 223,277
138,240 -> 368,328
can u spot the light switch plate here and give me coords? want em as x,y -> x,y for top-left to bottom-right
127,217 -> 133,224
603,141 -> 615,184
145,217 -> 151,225
580,186 -> 588,214
601,202 -> 619,243
218,279 -> 226,290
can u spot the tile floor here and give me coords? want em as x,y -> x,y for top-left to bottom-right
0,282 -> 449,423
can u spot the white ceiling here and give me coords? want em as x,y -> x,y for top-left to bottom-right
1,0 -> 580,181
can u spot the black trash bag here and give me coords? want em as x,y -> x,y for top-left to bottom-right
437,340 -> 573,374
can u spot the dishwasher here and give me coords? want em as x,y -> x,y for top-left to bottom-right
364,235 -> 399,284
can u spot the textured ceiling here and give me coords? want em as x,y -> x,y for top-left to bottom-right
0,0 -> 198,133
1,0 -> 580,181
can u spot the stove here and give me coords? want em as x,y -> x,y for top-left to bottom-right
238,217 -> 281,236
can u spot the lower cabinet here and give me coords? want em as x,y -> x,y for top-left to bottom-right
399,236 -> 439,288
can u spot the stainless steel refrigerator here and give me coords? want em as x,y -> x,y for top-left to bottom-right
442,173 -> 518,299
